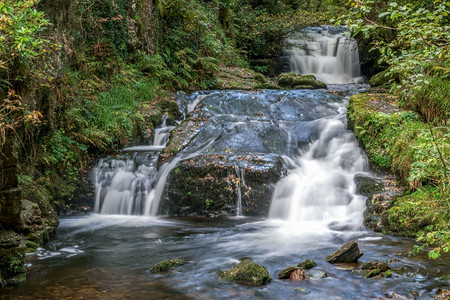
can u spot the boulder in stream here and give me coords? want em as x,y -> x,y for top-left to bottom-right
326,241 -> 363,264
360,260 -> 392,278
278,73 -> 327,89
278,266 -> 298,279
290,268 -> 307,281
149,259 -> 186,273
298,259 -> 317,270
217,258 -> 271,286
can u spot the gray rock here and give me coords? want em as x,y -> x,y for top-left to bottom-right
326,241 -> 363,263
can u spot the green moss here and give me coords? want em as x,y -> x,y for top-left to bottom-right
149,259 -> 186,273
298,259 -> 317,270
218,258 -> 271,286
348,92 -> 449,258
383,270 -> 392,278
361,268 -> 381,278
277,73 -> 327,89
0,247 -> 26,280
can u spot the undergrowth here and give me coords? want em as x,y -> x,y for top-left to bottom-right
348,92 -> 449,258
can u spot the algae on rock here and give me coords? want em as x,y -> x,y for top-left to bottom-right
217,258 -> 271,286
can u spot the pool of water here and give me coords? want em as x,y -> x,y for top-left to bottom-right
2,215 -> 448,299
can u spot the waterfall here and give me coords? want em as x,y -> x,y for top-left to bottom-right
269,107 -> 368,228
234,165 -> 245,216
285,26 -> 363,84
94,120 -> 175,216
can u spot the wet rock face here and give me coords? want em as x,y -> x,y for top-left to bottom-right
354,174 -> 405,233
326,241 -> 363,264
165,154 -> 284,216
162,90 -> 344,216
218,258 -> 271,286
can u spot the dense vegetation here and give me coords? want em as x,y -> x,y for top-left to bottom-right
341,0 -> 449,258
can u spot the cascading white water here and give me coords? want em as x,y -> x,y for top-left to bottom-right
286,26 -> 363,84
269,105 -> 368,228
94,120 -> 175,215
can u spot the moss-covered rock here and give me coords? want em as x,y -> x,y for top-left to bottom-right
359,260 -> 392,279
298,259 -> 317,270
277,73 -> 327,89
278,266 -> 298,279
361,268 -> 381,278
217,258 -> 271,286
0,231 -> 26,282
216,67 -> 273,90
149,259 -> 186,273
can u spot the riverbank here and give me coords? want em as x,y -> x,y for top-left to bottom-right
347,88 -> 449,259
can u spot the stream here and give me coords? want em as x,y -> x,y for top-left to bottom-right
1,26 -> 449,299
2,215 -> 449,299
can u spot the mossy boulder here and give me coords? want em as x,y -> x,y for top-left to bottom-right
298,259 -> 317,270
218,258 -> 271,286
359,260 -> 392,279
326,241 -> 363,264
0,231 -> 26,282
149,259 -> 186,273
278,266 -> 298,279
278,73 -> 327,89
361,260 -> 390,272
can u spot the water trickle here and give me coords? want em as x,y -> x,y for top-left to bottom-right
286,26 -> 363,84
234,165 -> 245,216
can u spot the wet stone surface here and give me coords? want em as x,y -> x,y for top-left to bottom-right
161,90 -> 347,216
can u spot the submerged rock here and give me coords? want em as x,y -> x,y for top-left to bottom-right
217,258 -> 271,286
360,260 -> 392,279
149,259 -> 186,273
326,241 -> 363,264
305,269 -> 328,279
290,268 -> 307,281
361,260 -> 390,272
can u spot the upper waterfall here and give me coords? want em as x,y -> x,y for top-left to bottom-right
285,26 -> 363,84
